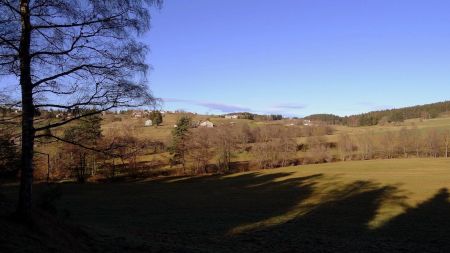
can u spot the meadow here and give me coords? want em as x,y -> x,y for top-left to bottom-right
4,112 -> 450,252
3,1 -> 450,252
1,158 -> 449,252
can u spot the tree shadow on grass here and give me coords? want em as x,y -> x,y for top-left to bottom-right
226,180 -> 404,252
226,183 -> 450,253
374,188 -> 450,252
2,172 -> 450,253
35,172 -> 324,251
126,172 -> 324,235
55,171 -> 442,252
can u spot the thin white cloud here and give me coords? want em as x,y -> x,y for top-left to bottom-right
271,103 -> 307,110
162,98 -> 250,113
163,98 -> 306,116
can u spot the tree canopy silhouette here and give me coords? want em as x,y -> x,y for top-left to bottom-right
0,0 -> 162,216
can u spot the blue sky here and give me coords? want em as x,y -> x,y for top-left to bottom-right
145,0 -> 450,117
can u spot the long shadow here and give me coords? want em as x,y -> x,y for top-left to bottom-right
2,172 -> 449,252
374,188 -> 450,252
37,172 -> 323,251
226,181 -> 404,252
226,185 -> 450,253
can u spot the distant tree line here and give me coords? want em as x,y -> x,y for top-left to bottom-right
304,101 -> 450,126
336,127 -> 450,160
221,112 -> 283,121
304,114 -> 344,125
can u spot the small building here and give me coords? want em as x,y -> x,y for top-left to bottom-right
225,115 -> 238,119
303,119 -> 312,126
199,120 -> 214,128
144,119 -> 152,127
132,111 -> 143,118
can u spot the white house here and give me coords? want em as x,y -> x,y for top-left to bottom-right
144,119 -> 152,127
303,119 -> 312,126
132,111 -> 143,118
199,120 -> 214,128
225,115 -> 238,119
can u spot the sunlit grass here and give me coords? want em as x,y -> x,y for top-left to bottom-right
2,158 -> 449,251
229,158 -> 450,233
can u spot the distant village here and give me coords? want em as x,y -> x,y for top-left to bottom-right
1,107 -> 317,129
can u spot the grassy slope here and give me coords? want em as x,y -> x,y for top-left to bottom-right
295,116 -> 450,144
101,113 -> 256,142
2,158 -> 449,252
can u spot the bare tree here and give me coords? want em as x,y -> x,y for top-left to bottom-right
251,130 -> 296,169
442,129 -> 450,158
410,125 -> 422,157
355,131 -> 375,160
305,135 -> 331,164
426,129 -> 441,158
337,133 -> 353,161
237,123 -> 255,144
379,131 -> 396,159
186,129 -> 214,174
397,127 -> 412,158
213,126 -> 238,172
0,0 -> 162,216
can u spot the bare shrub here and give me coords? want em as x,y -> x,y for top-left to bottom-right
355,131 -> 375,160
304,136 -> 332,164
104,126 -> 145,178
186,129 -> 215,174
426,129 -> 441,158
337,133 -> 354,161
252,137 -> 297,169
213,126 -> 239,173
236,123 -> 255,144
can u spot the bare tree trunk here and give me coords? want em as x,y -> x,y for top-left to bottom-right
445,140 -> 449,158
17,0 -> 35,217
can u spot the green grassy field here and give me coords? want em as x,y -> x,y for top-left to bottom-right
2,158 -> 449,252
309,116 -> 450,144
10,114 -> 450,251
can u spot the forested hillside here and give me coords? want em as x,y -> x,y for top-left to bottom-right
305,101 -> 450,126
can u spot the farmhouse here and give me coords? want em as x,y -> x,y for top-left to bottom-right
132,111 -> 143,118
225,114 -> 238,119
132,110 -> 151,118
144,119 -> 152,127
303,119 -> 312,126
199,120 -> 214,128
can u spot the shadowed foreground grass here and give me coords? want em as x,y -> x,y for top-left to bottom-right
1,158 -> 450,252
